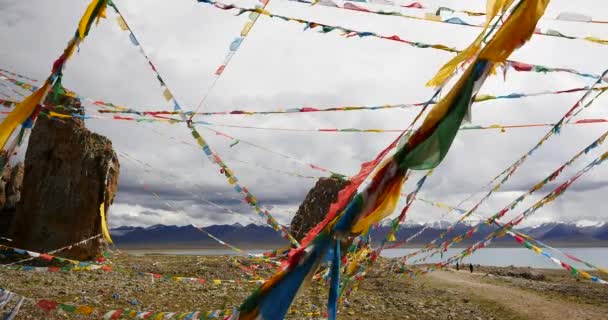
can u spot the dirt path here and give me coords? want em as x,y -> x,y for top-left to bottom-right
426,270 -> 606,320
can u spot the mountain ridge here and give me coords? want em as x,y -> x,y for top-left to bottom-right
111,221 -> 608,249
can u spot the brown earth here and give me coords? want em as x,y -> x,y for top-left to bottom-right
1,254 -> 606,319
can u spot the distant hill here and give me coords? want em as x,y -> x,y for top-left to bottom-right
111,223 -> 288,249
111,221 -> 608,249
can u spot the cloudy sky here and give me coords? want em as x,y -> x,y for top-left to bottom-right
1,0 -> 607,229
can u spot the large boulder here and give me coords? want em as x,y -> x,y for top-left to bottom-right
9,94 -> 119,260
0,163 -> 24,237
289,177 -> 352,242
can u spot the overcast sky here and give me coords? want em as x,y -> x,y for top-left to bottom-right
1,0 -> 607,229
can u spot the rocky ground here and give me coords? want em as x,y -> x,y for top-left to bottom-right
1,252 -> 607,319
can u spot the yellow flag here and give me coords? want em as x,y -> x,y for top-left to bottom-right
479,0 -> 550,62
241,21 -> 254,36
585,37 -> 608,45
162,88 -> 173,101
0,82 -> 50,149
426,0 -> 510,87
116,16 -> 129,31
78,0 -> 105,39
100,203 -> 113,244
48,111 -> 72,119
352,172 -> 406,233
75,306 -> 94,315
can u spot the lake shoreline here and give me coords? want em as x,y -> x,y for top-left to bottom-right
115,242 -> 608,250
120,247 -> 608,270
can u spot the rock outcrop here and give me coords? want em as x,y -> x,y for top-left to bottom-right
9,93 -> 119,260
0,163 -> 24,237
289,177 -> 352,242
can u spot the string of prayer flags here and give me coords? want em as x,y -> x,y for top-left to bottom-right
337,170 -> 434,299
300,0 -> 608,47
0,245 -> 100,268
108,3 -> 185,114
133,167 -> 287,263
411,128 -> 608,265
333,0 -> 608,24
0,68 -> 39,83
234,2 -> 547,319
109,1 -> 301,247
384,170 -> 433,244
0,99 -> 17,109
6,263 -> 111,273
193,118 -> 608,133
192,224 -> 257,257
210,0 -> 269,77
0,72 -> 40,93
0,234 -> 103,267
402,69 -> 608,263
188,126 -> 300,246
412,197 -> 608,275
0,0 -> 108,150
6,64 -> 596,122
142,272 -> 265,286
189,0 -> 271,118
435,149 -> 608,278
37,103 -> 608,133
2,289 -> 239,319
95,85 -> 608,117
194,0 -> 604,83
508,233 -> 608,284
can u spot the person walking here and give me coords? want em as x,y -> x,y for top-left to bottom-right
469,263 -> 474,273
456,262 -> 459,271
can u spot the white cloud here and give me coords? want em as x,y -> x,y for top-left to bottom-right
1,0 -> 607,228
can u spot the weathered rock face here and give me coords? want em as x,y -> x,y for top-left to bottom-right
9,94 -> 119,260
0,163 -> 24,237
289,177 -> 352,242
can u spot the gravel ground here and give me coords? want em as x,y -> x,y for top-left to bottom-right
1,252 -> 606,319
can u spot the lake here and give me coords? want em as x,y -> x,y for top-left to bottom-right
125,247 -> 608,270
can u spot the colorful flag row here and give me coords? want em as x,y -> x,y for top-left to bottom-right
509,233 -> 607,284
5,263 -> 111,273
0,0 -> 109,155
2,287 -> 302,320
0,234 -> 104,267
411,128 -> 608,265
109,1 -> 301,247
142,272 -> 265,286
118,151 -> 290,266
93,85 -> 608,117
38,104 -> 608,134
193,118 -> 608,133
195,0 -> 606,83
233,2 -> 550,318
411,197 -> 608,276
295,0 -> 608,46
431,149 -> 608,283
0,67 -> 39,83
0,99 -> 17,108
341,0 -> 608,24
401,71 -> 608,263
5,66 -> 607,123
212,0 -> 269,78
